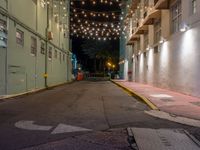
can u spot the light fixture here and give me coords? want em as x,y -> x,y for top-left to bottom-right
159,37 -> 166,44
180,22 -> 190,32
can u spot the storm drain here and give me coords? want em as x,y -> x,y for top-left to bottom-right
191,101 -> 200,107
127,128 -> 200,150
160,98 -> 174,102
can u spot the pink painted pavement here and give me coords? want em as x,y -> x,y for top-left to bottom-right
114,80 -> 200,120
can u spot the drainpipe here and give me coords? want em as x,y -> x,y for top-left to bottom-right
5,0 -> 8,95
45,4 -> 49,88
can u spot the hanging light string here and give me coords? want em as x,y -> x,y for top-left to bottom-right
71,7 -> 120,20
70,0 -> 121,6
70,0 -> 122,40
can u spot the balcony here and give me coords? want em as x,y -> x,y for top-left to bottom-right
154,0 -> 170,9
127,34 -> 140,45
135,24 -> 148,35
143,9 -> 161,25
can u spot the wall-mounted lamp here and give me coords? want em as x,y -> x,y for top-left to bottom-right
159,37 -> 166,44
180,22 -> 190,32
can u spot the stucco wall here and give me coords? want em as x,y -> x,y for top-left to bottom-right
0,0 -> 71,96
134,21 -> 200,97
121,0 -> 200,98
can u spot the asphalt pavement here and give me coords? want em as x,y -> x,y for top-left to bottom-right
0,81 -> 199,150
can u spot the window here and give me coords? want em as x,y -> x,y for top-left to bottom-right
171,0 -> 182,33
154,19 -> 161,44
40,42 -> 45,54
16,29 -> 24,46
54,49 -> 57,58
63,53 -> 65,62
154,45 -> 159,54
59,52 -> 62,63
144,32 -> 149,50
0,19 -> 7,48
31,37 -> 37,56
48,46 -> 52,59
192,0 -> 197,14
136,40 -> 140,51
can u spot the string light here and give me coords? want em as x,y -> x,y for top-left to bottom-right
70,0 -> 122,40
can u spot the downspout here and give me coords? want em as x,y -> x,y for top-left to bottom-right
5,0 -> 8,95
45,4 -> 49,88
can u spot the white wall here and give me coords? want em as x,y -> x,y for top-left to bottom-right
128,0 -> 200,97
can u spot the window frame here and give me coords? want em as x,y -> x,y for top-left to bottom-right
144,31 -> 149,50
30,36 -> 37,56
192,0 -> 197,15
16,29 -> 24,46
170,0 -> 182,34
48,46 -> 52,60
40,41 -> 45,55
54,49 -> 58,59
154,19 -> 161,44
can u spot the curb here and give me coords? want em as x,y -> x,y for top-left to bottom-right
111,80 -> 159,110
0,80 -> 74,100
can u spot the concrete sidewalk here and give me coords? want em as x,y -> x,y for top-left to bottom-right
112,80 -> 200,121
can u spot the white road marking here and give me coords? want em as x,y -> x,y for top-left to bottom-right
51,123 -> 92,134
15,120 -> 53,131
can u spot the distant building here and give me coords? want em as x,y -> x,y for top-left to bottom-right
120,0 -> 200,97
0,0 -> 72,96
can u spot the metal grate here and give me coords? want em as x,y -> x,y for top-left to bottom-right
160,98 -> 174,102
190,101 -> 200,107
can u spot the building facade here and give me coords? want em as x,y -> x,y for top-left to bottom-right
0,0 -> 72,97
120,0 -> 200,98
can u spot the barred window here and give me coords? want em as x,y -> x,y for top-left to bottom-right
144,32 -> 149,50
63,53 -> 65,62
171,0 -> 182,33
31,37 -> 37,56
192,0 -> 197,14
0,19 -> 7,48
59,52 -> 62,63
54,50 -> 57,58
16,29 -> 24,46
154,19 -> 161,44
48,46 -> 52,59
40,42 -> 45,54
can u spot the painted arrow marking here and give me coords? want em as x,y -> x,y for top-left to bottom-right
15,121 -> 92,134
51,123 -> 92,134
15,120 -> 53,131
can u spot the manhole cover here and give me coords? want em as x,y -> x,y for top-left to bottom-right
127,128 -> 200,150
191,102 -> 200,107
160,98 -> 174,102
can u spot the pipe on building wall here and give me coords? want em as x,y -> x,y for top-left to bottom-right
5,0 -> 8,95
45,5 -> 49,88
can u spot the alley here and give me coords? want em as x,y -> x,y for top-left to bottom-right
0,81 -> 199,150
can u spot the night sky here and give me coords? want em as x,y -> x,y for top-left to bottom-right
70,0 -> 121,72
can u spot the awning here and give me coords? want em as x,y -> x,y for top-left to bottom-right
135,25 -> 148,35
126,41 -> 134,45
143,10 -> 161,25
154,0 -> 170,9
130,34 -> 140,41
